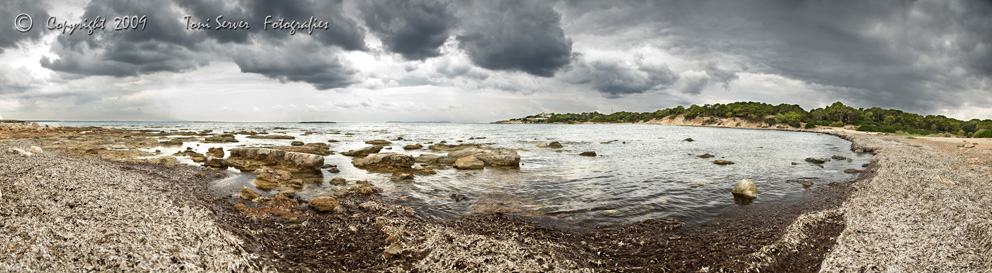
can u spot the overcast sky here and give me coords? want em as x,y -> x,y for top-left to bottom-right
1,0 -> 990,122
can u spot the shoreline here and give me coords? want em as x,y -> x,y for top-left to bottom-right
2,122 -> 989,271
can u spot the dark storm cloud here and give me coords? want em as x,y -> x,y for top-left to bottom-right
562,0 -> 992,114
455,0 -> 572,77
233,42 -> 358,90
358,0 -> 456,60
0,0 -> 50,54
562,54 -> 677,97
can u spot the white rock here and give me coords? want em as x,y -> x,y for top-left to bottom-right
731,179 -> 758,198
28,146 -> 43,154
7,148 -> 33,157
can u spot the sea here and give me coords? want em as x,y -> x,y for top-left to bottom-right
37,121 -> 872,229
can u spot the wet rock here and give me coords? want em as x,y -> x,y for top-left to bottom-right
697,153 -> 715,158
349,182 -> 380,195
415,154 -> 445,164
791,162 -> 799,165
579,151 -> 597,157
403,144 -> 423,150
801,179 -> 814,187
309,197 -> 338,212
330,177 -> 347,185
454,155 -> 485,170
328,167 -> 340,173
204,156 -> 228,169
206,147 -> 224,158
240,186 -> 262,201
713,160 -> 735,165
731,179 -> 758,198
247,135 -> 295,140
450,193 -> 468,202
548,141 -> 563,148
805,157 -> 829,164
392,172 -> 414,180
854,149 -> 864,153
291,141 -> 304,146
228,148 -> 324,173
352,153 -> 415,172
447,148 -> 521,167
28,146 -> 44,154
342,145 -> 384,157
160,138 -> 183,146
537,142 -> 548,148
327,139 -> 339,142
271,143 -> 332,156
365,140 -> 392,145
844,169 -> 861,174
204,134 -> 238,143
428,143 -> 480,151
831,155 -> 847,160
684,138 -> 695,142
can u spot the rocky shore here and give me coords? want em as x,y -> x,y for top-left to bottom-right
2,122 -> 990,272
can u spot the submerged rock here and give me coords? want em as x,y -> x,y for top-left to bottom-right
697,153 -> 715,158
342,145 -> 384,157
713,160 -> 735,165
247,135 -> 295,140
330,177 -> 347,185
548,141 -> 563,148
844,169 -> 861,174
684,138 -> 695,142
453,155 -> 485,170
429,143 -> 481,151
204,134 -> 238,143
403,144 -> 423,150
365,140 -> 392,145
831,155 -> 847,160
805,157 -> 829,164
240,186 -> 261,201
309,197 -> 338,212
579,151 -> 597,157
731,179 -> 758,198
291,141 -> 304,146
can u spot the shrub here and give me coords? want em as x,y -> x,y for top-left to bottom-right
829,121 -> 845,127
975,130 -> 992,138
789,121 -> 801,128
765,118 -> 777,125
805,123 -> 816,129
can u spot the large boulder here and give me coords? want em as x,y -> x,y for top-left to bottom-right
453,155 -> 485,170
342,145 -> 384,157
447,148 -> 520,167
352,153 -> 415,172
228,148 -> 324,173
731,179 -> 758,198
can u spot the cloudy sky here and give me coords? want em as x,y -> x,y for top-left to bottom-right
1,0 -> 990,122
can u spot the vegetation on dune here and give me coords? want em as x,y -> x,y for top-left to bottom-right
510,101 -> 992,138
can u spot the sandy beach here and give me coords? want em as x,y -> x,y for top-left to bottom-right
2,122 -> 991,272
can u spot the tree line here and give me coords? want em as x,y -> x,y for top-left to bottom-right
512,101 -> 992,138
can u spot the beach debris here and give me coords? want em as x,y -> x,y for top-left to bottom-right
731,179 -> 758,198
308,197 -> 339,212
548,141 -> 564,148
291,141 -> 304,146
403,144 -> 423,150
967,158 -> 981,164
805,157 -> 829,164
713,160 -> 735,165
579,151 -> 597,157
453,155 -> 485,170
933,175 -> 956,185
6,148 -> 32,157
697,153 -> 715,158
342,145 -> 384,157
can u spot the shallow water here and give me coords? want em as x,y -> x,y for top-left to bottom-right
41,121 -> 872,228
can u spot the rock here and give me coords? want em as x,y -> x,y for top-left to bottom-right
854,149 -> 864,153
447,148 -> 521,167
791,162 -> 799,165
247,135 -> 296,140
7,148 -> 32,157
403,144 -> 423,150
228,148 -> 324,173
309,197 -> 338,212
328,167 -> 340,173
160,138 -> 183,146
450,193 -> 468,202
844,169 -> 860,174
204,156 -> 228,168
697,153 -> 715,158
352,153 -> 415,172
934,175 -> 956,185
271,143 -> 332,156
831,155 -> 847,160
330,177 -> 347,185
327,139 -> 339,142
206,147 -> 224,158
537,142 -> 548,148
967,158 -> 981,164
713,160 -> 735,165
240,186 -> 261,201
805,157 -> 828,164
453,155 -> 485,170
415,154 -> 445,164
111,144 -> 127,149
393,173 -> 414,180
428,143 -> 480,151
342,145 -> 384,157
349,182 -> 380,195
684,138 -> 695,142
731,179 -> 758,198
204,134 -> 238,143
365,140 -> 392,145
28,146 -> 43,154
548,141 -> 563,148
800,179 -> 814,187
291,141 -> 304,146
579,151 -> 597,157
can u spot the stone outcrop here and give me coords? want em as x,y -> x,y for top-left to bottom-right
342,145 -> 383,157
204,134 -> 238,143
228,148 -> 324,173
352,153 -> 415,172
447,148 -> 520,167
270,143 -> 332,156
403,144 -> 423,150
453,155 -> 485,170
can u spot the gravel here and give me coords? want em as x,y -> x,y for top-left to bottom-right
0,140 -> 253,272
819,133 -> 992,272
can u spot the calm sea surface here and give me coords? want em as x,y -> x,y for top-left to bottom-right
39,121 -> 872,228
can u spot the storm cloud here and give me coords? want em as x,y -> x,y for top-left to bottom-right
359,0 -> 456,60
455,0 -> 572,77
0,0 -> 50,54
